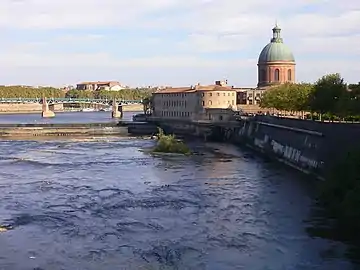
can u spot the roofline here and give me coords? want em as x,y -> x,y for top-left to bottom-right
258,61 -> 296,65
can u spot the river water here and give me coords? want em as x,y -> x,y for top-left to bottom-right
0,113 -> 355,269
0,111 -> 137,124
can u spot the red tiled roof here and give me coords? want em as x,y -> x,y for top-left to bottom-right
78,81 -> 120,85
154,84 -> 236,94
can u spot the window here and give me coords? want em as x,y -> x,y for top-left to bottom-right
202,101 -> 205,106
288,69 -> 292,81
232,100 -> 234,105
274,69 -> 280,81
209,100 -> 212,106
217,93 -> 220,96
209,93 -> 212,96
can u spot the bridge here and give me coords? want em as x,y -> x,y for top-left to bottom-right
0,97 -> 143,118
0,98 -> 142,105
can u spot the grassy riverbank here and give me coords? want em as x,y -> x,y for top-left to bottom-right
152,128 -> 191,155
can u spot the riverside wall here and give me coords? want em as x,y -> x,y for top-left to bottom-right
156,116 -> 360,177
0,103 -> 42,113
0,103 -> 64,113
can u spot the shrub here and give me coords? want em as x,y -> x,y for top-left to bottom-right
153,128 -> 191,155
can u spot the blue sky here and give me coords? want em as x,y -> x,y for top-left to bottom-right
0,0 -> 359,87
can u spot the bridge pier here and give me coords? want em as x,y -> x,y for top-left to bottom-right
42,97 -> 55,118
111,99 -> 123,118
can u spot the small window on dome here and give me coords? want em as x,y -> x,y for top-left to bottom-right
288,69 -> 292,81
274,69 -> 280,81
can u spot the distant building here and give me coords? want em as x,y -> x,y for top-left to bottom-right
76,81 -> 125,91
151,80 -> 237,122
235,23 -> 296,113
234,88 -> 266,106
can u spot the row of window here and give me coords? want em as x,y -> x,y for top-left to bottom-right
162,100 -> 187,107
161,99 -> 235,107
201,100 -> 235,106
160,111 -> 192,117
202,92 -> 235,97
260,68 -> 292,82
160,93 -> 189,98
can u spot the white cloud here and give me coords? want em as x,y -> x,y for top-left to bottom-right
0,0 -> 183,29
0,50 -> 256,68
0,0 -> 359,86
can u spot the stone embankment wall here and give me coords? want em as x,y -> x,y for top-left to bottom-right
122,104 -> 143,112
156,116 -> 360,177
0,103 -> 42,112
0,103 -> 65,113
235,116 -> 360,177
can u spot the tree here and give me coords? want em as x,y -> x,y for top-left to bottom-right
0,86 -> 65,98
142,96 -> 154,114
260,83 -> 313,113
65,89 -> 94,99
260,85 -> 287,110
308,73 -> 347,118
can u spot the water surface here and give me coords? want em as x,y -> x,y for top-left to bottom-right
0,138 -> 352,269
0,111 -> 139,124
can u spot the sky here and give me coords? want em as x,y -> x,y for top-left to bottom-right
0,0 -> 359,88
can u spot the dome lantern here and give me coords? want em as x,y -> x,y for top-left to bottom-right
271,23 -> 283,43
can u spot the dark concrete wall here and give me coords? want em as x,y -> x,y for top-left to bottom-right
243,116 -> 360,176
150,116 -> 360,177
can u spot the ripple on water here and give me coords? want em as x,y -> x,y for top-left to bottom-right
0,138 -> 355,270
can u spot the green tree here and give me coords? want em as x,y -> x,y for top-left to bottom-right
260,85 -> 287,110
65,89 -> 94,99
348,83 -> 360,116
308,73 -> 347,119
0,86 -> 65,98
260,83 -> 313,113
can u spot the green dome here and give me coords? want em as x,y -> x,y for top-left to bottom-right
258,25 -> 295,63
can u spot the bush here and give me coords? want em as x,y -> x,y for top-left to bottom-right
318,147 -> 360,240
153,128 -> 191,155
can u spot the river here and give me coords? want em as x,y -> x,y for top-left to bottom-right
0,113 -> 355,269
0,111 -> 138,124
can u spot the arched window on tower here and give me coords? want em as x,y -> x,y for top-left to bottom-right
261,69 -> 266,82
274,69 -> 280,82
288,69 -> 292,81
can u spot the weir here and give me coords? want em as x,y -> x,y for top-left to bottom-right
0,121 -> 157,137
